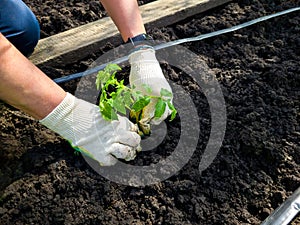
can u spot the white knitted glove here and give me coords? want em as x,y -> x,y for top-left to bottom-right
40,93 -> 141,166
128,46 -> 173,126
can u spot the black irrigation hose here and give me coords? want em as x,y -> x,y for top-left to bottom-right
54,6 -> 300,84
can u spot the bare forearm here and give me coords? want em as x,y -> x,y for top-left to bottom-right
100,0 -> 146,41
0,33 -> 66,120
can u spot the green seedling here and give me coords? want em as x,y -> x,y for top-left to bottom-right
95,63 -> 177,136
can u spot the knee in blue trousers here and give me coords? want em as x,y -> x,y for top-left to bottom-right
0,0 -> 40,56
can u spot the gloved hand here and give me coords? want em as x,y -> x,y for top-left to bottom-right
128,46 -> 173,127
40,93 -> 141,166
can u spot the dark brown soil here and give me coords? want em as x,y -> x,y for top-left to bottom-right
0,0 -> 299,224
23,0 -> 154,38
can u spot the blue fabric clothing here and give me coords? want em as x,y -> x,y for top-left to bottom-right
0,0 -> 40,56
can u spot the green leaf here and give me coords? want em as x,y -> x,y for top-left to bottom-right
132,90 -> 144,100
132,97 -> 151,112
106,63 -> 121,74
167,101 -> 177,121
100,90 -> 108,102
99,101 -> 118,120
154,98 -> 166,118
96,70 -> 109,90
110,91 -> 117,99
160,88 -> 173,98
170,109 -> 177,121
112,95 -> 126,115
123,91 -> 133,108
95,64 -> 121,90
105,75 -> 117,87
119,79 -> 124,86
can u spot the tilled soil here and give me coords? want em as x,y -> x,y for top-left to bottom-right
23,0 -> 154,38
0,0 -> 299,224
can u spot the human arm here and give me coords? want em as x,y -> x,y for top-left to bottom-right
0,33 -> 65,119
99,0 -> 174,127
99,0 -> 146,42
0,33 -> 141,165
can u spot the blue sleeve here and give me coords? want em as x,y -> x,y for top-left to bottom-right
0,0 -> 40,56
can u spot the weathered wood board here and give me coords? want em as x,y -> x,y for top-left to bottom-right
29,0 -> 231,66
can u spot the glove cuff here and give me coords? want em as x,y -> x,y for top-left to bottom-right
39,92 -> 76,139
128,46 -> 157,64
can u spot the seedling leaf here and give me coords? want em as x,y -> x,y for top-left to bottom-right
167,100 -> 177,121
160,88 -> 173,98
132,97 -> 151,112
96,63 -> 178,137
112,95 -> 126,115
106,63 -> 122,74
96,70 -> 109,90
96,64 -> 121,90
154,98 -> 166,118
100,101 -> 118,120
123,91 -> 133,108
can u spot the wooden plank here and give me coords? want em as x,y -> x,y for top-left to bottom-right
29,0 -> 231,66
